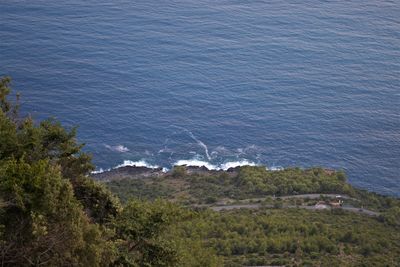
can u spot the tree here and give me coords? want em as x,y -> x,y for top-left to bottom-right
0,77 -> 114,265
0,158 -> 112,266
112,200 -> 182,266
0,77 -> 119,223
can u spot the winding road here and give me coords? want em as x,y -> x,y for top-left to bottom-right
209,203 -> 379,216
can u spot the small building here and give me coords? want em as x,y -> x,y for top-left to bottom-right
329,199 -> 343,208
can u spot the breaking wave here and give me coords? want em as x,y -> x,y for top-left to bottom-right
115,160 -> 159,169
92,157 -> 264,174
104,144 -> 129,153
174,158 -> 258,171
220,160 -> 257,170
91,160 -> 167,174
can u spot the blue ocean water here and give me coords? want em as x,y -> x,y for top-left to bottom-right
1,0 -> 399,195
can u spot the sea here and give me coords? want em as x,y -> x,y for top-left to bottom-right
1,0 -> 399,196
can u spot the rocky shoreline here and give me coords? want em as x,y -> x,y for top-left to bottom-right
91,165 -> 242,181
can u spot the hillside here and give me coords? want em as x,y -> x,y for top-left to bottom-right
94,165 -> 400,266
96,165 -> 398,211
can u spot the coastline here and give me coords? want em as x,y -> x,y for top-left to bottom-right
91,164 -> 241,181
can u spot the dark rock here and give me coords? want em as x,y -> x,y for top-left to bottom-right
91,164 -> 242,181
91,166 -> 165,181
226,166 -> 241,173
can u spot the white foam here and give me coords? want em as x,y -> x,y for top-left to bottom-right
91,168 -> 105,174
91,167 -> 113,174
105,144 -> 129,153
92,157 -> 263,175
220,160 -> 257,170
267,166 -> 284,171
91,160 -> 159,174
199,140 -> 211,160
115,160 -> 159,169
188,132 -> 211,160
174,159 -> 257,171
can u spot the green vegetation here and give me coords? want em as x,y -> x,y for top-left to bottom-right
175,208 -> 400,266
108,166 -> 352,203
106,166 -> 400,212
0,77 -> 217,266
1,76 -> 400,266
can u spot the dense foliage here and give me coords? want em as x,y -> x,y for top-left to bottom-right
106,166 -> 400,211
177,208 -> 400,266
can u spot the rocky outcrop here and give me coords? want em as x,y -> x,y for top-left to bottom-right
91,165 -> 241,181
91,166 -> 165,181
